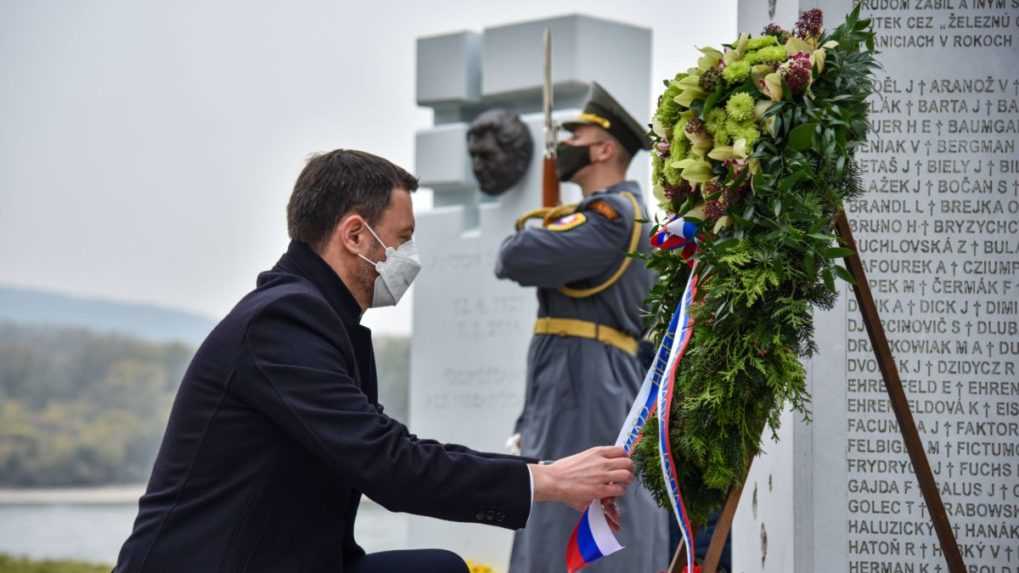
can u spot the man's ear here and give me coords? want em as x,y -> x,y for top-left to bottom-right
593,138 -> 615,164
333,214 -> 367,256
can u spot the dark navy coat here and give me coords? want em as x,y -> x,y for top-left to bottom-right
114,240 -> 532,573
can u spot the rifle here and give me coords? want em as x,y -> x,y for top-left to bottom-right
542,27 -> 560,208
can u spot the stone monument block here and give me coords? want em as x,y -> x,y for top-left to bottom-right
416,31 -> 482,106
415,123 -> 475,192
481,14 -> 652,120
732,2 -> 1019,572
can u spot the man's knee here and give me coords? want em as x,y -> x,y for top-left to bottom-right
351,549 -> 468,573
427,549 -> 469,573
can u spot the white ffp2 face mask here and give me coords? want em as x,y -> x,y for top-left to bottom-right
358,225 -> 421,308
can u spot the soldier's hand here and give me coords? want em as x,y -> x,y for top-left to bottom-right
529,446 -> 633,512
505,433 -> 522,455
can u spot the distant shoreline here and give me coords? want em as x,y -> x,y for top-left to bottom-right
0,485 -> 145,505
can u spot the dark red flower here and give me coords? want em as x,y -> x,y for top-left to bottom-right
699,68 -> 722,92
664,180 -> 694,207
701,180 -> 722,200
782,52 -> 812,94
795,9 -> 823,39
763,23 -> 789,41
721,186 -> 742,208
685,117 -> 706,137
703,200 -> 725,221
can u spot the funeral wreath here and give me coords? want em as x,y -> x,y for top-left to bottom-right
631,6 -> 879,526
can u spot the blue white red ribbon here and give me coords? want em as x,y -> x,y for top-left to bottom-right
565,267 -> 699,572
658,270 -> 699,573
651,215 -> 699,260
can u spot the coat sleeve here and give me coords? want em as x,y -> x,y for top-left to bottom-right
494,199 -> 632,289
394,422 -> 537,463
239,293 -> 531,529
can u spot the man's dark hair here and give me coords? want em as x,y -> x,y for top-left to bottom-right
287,149 -> 418,250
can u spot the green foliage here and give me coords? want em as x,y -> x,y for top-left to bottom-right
0,320 -> 412,487
0,554 -> 109,573
632,7 -> 876,526
0,322 -> 191,486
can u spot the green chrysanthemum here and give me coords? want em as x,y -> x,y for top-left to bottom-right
704,108 -> 727,135
725,93 -> 755,123
721,60 -> 750,84
663,162 -> 683,187
663,124 -> 691,186
746,35 -> 779,50
725,118 -> 750,135
672,115 -> 690,145
712,128 -> 731,146
730,123 -> 761,148
656,76 -> 685,128
746,45 -> 789,64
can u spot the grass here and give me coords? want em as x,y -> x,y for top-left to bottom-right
0,554 -> 110,573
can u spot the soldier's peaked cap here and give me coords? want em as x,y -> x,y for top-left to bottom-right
562,81 -> 651,156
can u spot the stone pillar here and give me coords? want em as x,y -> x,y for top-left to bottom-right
733,1 -> 1019,572
407,15 -> 651,569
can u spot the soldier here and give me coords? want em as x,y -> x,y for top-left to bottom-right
496,82 -> 670,572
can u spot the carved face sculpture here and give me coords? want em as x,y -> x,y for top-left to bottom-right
466,109 -> 533,196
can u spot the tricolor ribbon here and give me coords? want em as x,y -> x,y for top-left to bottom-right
658,269 -> 699,573
651,215 -> 699,261
566,266 -> 700,572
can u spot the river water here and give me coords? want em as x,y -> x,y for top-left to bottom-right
0,487 -> 408,566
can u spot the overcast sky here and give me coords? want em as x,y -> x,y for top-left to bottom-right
1,0 -> 735,334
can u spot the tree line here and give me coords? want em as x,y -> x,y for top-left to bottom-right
0,322 -> 409,487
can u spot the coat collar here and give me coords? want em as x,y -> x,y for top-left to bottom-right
582,179 -> 641,206
597,179 -> 640,196
271,240 -> 364,328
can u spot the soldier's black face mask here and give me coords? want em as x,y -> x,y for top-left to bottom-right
555,141 -> 592,182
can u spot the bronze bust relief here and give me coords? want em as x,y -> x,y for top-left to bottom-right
466,109 -> 533,196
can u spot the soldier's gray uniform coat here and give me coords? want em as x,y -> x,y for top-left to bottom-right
496,180 -> 670,573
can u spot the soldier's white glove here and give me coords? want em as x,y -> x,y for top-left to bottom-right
505,432 -> 522,455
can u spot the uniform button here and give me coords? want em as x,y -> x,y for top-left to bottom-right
475,512 -> 485,520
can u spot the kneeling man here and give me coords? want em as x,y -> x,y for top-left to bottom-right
114,149 -> 633,573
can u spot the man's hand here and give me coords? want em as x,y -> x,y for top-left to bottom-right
529,446 -> 633,512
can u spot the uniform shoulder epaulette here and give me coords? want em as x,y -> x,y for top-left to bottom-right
586,199 -> 620,221
582,191 -> 637,223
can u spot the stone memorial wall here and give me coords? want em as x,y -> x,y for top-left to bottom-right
734,1 -> 1018,572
